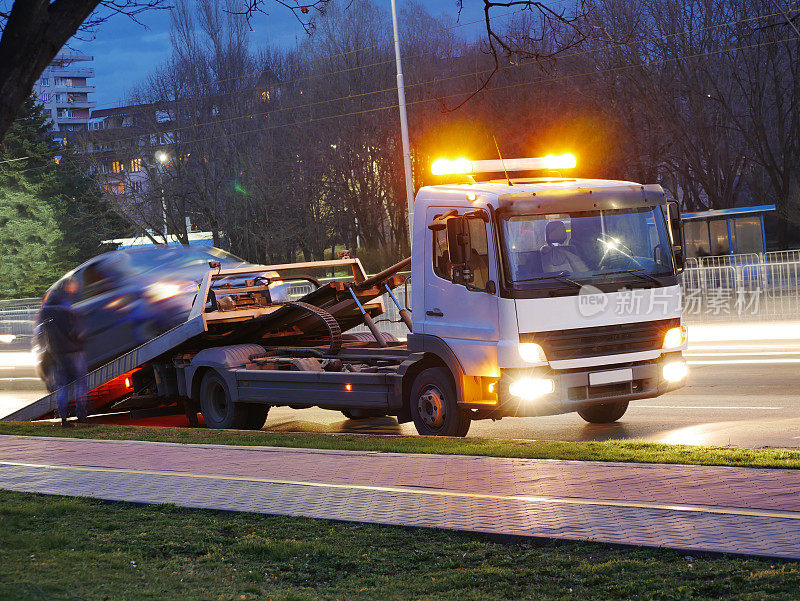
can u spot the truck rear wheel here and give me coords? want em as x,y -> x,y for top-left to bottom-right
410,367 -> 470,437
199,371 -> 269,430
578,401 -> 629,424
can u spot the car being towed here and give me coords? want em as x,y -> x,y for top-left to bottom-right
33,245 -> 253,390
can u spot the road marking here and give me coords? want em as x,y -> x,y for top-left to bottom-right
690,345 -> 800,350
636,405 -> 783,410
688,359 -> 800,365
686,352 -> 800,357
1,460 -> 799,522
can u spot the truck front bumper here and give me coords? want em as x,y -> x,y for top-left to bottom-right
492,352 -> 686,418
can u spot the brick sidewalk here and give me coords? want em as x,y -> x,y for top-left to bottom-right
2,434 -> 800,559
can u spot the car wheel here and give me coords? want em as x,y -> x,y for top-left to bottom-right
410,367 -> 470,437
199,370 -> 269,430
577,401 -> 629,424
40,355 -> 57,393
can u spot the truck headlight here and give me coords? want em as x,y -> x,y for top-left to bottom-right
509,377 -> 555,400
662,360 -> 688,382
518,342 -> 547,363
662,325 -> 687,349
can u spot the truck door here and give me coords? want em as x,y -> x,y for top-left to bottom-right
422,206 -> 500,374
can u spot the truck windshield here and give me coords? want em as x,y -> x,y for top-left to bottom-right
500,206 -> 675,285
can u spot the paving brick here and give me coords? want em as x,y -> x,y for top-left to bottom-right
2,434 -> 800,558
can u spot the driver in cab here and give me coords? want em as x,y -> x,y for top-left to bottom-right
540,220 -> 588,274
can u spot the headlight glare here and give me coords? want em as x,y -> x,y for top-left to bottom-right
662,325 -> 687,349
509,377 -> 555,400
147,282 -> 183,302
519,342 -> 547,363
662,360 -> 688,382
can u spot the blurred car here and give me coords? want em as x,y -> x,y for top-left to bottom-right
33,245 -> 253,390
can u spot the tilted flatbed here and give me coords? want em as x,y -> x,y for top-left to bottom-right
4,258 -> 415,425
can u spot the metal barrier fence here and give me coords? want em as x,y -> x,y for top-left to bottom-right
0,298 -> 40,340
696,253 -> 762,269
690,250 -> 800,267
680,260 -> 800,322
765,250 -> 800,264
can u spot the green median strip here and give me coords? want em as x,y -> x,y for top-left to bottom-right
2,421 -> 800,469
2,490 -> 800,601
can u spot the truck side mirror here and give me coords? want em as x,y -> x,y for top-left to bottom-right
446,217 -> 474,284
446,217 -> 469,265
667,202 -> 686,270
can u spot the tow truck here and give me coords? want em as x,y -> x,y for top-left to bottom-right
4,155 -> 688,436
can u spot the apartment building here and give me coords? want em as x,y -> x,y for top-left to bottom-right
32,50 -> 96,145
85,103 -> 173,197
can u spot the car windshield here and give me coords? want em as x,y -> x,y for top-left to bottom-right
500,206 -> 675,284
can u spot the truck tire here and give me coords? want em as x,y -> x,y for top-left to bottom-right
199,371 -> 269,430
577,401 -> 629,424
410,367 -> 470,437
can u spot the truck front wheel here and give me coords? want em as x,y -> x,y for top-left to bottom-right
577,401 -> 629,424
410,367 -> 470,437
199,371 -> 269,430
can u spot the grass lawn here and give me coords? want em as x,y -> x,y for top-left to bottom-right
2,490 -> 800,601
2,421 -> 800,469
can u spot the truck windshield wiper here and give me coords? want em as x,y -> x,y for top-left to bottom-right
591,269 -> 661,285
514,273 -> 582,289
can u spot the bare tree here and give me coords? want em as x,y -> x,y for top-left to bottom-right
0,0 -> 167,142
717,0 -> 800,245
0,0 -> 338,143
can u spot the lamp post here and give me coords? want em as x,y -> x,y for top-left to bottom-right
390,0 -> 414,243
155,151 -> 169,240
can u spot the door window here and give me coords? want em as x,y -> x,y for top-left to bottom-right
431,213 -> 490,289
467,217 -> 490,289
432,228 -> 451,281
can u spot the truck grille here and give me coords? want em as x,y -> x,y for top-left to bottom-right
521,318 -> 679,361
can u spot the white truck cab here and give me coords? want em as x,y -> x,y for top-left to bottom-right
408,156 -> 688,428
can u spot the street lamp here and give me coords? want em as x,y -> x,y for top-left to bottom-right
390,0 -> 414,244
155,151 -> 168,240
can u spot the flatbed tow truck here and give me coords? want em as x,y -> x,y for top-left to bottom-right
4,155 -> 689,436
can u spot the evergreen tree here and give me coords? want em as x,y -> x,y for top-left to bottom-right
52,148 -> 130,268
0,96 -> 63,298
0,96 -> 129,299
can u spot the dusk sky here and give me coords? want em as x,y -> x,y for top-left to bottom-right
69,1 -> 490,109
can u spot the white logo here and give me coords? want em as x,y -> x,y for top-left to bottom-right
577,285 -> 608,317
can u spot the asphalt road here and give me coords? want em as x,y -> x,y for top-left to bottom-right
2,335 -> 799,448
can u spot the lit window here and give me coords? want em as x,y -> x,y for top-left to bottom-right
129,158 -> 142,172
261,90 -> 271,101
111,161 -> 123,173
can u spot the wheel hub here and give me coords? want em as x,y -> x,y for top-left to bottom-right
418,385 -> 446,428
